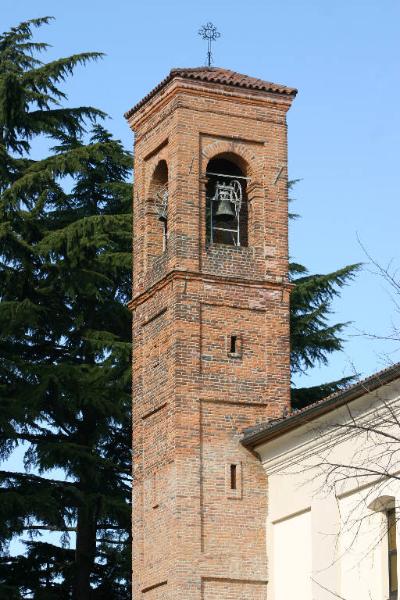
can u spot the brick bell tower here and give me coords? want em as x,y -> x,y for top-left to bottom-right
125,67 -> 296,599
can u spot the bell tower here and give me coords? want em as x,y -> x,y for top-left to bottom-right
126,67 -> 296,599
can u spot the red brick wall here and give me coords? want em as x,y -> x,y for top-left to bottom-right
128,75 -> 295,599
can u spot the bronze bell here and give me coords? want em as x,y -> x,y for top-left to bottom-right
215,198 -> 235,220
157,190 -> 168,222
214,184 -> 236,220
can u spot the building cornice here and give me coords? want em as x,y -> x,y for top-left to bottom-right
125,67 -> 297,121
128,269 -> 293,311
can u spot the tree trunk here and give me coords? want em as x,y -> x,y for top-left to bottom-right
74,500 -> 97,600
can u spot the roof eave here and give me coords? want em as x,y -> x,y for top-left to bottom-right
242,363 -> 400,450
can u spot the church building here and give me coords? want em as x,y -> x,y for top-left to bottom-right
125,66 -> 400,600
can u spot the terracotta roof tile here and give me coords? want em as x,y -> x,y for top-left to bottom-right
124,67 -> 297,119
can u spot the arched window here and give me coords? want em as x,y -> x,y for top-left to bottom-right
387,508 -> 398,600
206,155 -> 248,247
369,495 -> 398,600
148,160 -> 168,259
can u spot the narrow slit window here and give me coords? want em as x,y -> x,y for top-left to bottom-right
230,464 -> 237,490
230,335 -> 237,354
148,159 -> 168,262
225,461 -> 242,498
388,508 -> 398,599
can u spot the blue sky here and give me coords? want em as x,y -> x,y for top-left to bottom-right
3,0 -> 400,388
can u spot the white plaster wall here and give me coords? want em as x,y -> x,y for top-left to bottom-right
272,509 -> 311,600
339,490 -> 386,600
257,379 -> 400,600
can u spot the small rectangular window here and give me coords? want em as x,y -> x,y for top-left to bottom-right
230,464 -> 237,490
225,461 -> 242,499
227,333 -> 242,358
388,509 -> 398,599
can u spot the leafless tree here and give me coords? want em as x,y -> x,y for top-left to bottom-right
282,364 -> 400,600
355,238 -> 400,360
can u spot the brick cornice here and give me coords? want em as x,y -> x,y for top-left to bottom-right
128,78 -> 294,132
125,67 -> 296,120
128,269 -> 293,311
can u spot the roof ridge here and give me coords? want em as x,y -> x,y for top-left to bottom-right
171,66 -> 218,72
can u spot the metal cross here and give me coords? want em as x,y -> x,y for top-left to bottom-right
198,22 -> 221,67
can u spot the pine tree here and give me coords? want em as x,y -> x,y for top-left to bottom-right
0,16 -> 361,597
288,181 -> 360,409
289,261 -> 360,408
0,18 -> 131,599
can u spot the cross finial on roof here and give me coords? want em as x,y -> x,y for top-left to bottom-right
198,22 -> 221,67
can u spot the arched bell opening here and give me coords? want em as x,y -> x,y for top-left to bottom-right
205,154 -> 248,247
148,160 -> 168,259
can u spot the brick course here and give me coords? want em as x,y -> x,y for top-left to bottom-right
127,68 -> 295,599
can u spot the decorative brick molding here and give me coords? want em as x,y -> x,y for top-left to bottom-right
201,139 -> 258,181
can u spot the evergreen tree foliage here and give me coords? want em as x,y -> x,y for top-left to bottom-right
289,262 -> 360,409
0,15 -> 361,598
288,181 -> 360,409
0,18 -> 131,599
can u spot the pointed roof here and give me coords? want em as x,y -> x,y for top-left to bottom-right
124,67 -> 297,119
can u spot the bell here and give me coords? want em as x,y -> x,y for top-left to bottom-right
215,198 -> 235,220
157,190 -> 168,222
